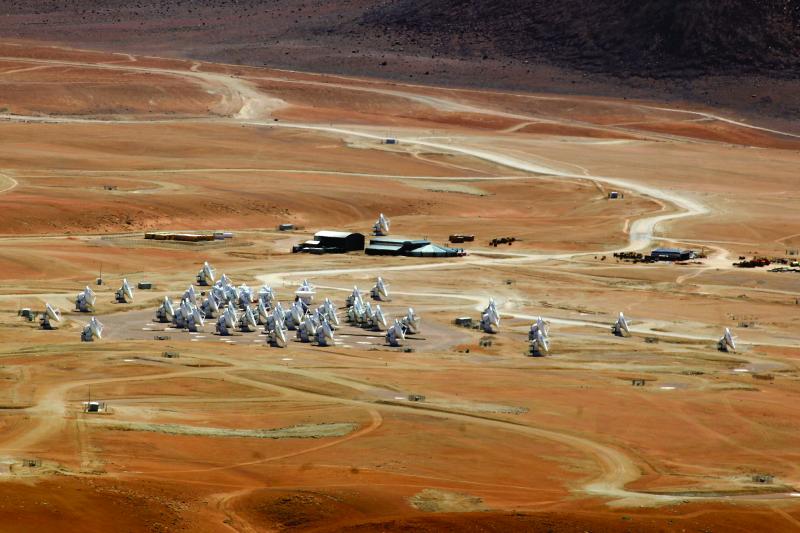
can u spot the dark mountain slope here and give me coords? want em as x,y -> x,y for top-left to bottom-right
0,1 -> 798,121
363,0 -> 800,76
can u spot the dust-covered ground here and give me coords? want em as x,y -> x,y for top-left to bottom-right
0,42 -> 799,532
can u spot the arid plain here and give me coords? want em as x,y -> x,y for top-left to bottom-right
1,40 -> 800,531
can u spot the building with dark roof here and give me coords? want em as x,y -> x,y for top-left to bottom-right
292,231 -> 365,254
649,247 -> 694,262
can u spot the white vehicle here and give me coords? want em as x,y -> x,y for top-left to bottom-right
40,303 -> 62,329
480,298 -> 500,334
402,307 -> 420,334
197,261 -> 216,286
316,319 -> 336,347
81,317 -> 104,342
295,279 -> 315,305
155,296 -> 175,323
372,305 -> 388,331
370,277 -> 390,301
529,329 -> 550,356
373,213 -> 390,236
75,286 -> 96,313
718,327 -> 736,352
612,312 -> 631,337
201,293 -> 221,318
386,319 -> 406,347
114,278 -> 135,304
238,306 -> 258,332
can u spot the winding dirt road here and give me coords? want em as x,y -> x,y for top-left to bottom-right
0,55 -> 285,119
0,172 -> 17,194
3,47 -> 799,514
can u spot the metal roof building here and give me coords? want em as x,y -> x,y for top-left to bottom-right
649,247 -> 694,262
365,236 -> 465,257
364,244 -> 404,255
407,243 -> 463,257
292,231 -> 365,254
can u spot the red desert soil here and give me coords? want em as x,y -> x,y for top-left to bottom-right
0,42 -> 799,532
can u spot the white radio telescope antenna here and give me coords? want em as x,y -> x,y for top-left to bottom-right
612,312 -> 631,337
115,278 -> 134,304
371,277 -> 390,301
75,286 -> 96,312
480,298 -> 500,333
197,261 -> 216,286
373,213 -> 391,236
81,317 -> 104,342
41,303 -> 62,329
386,319 -> 406,347
718,327 -> 736,352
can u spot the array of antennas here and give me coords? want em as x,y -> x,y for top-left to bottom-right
153,268 -> 338,348
74,284 -> 107,342
386,308 -> 420,347
480,300 -> 737,357
610,311 -> 737,352
345,279 -> 420,347
263,285 -> 339,347
372,213 -> 390,236
77,277 -> 137,310
156,267 -> 274,336
51,259 -> 741,354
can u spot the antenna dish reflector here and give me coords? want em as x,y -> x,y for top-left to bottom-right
41,303 -> 63,329
718,327 -> 736,352
81,317 -> 104,342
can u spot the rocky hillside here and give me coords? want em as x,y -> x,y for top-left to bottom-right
2,1 -> 799,119
363,0 -> 800,76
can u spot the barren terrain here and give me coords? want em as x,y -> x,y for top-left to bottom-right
1,1 -> 799,124
0,42 -> 799,532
